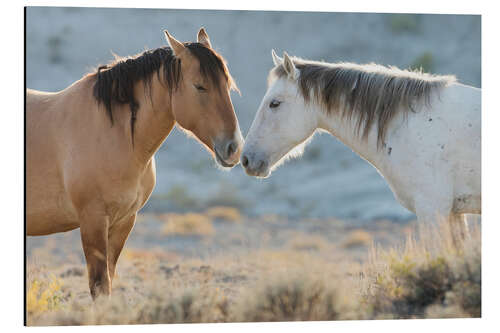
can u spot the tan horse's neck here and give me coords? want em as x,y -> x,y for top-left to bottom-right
67,68 -> 177,168
128,70 -> 176,166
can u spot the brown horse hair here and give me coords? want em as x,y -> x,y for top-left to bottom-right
92,43 -> 237,144
271,57 -> 456,147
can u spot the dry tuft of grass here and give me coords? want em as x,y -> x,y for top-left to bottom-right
342,229 -> 373,249
287,234 -> 330,252
361,222 -> 481,319
26,274 -> 63,323
135,287 -> 230,324
122,248 -> 179,262
234,274 -> 360,322
205,206 -> 242,223
161,213 -> 215,237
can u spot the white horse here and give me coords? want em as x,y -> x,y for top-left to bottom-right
241,50 -> 480,236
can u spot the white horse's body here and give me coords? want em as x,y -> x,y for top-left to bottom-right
242,51 -> 480,230
319,82 -> 481,222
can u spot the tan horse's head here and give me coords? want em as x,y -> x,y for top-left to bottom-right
164,28 -> 243,168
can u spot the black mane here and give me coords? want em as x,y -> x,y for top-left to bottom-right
92,43 -> 232,143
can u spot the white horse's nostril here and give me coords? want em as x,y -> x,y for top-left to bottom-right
257,160 -> 265,171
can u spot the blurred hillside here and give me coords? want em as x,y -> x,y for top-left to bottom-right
26,7 -> 481,221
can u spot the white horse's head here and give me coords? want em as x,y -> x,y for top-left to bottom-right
241,50 -> 319,177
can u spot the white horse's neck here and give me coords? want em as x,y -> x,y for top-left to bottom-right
315,105 -> 388,170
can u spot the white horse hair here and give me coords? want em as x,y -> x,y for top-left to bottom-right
241,50 -> 481,234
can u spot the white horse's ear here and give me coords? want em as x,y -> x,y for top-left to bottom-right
271,49 -> 282,66
197,27 -> 212,48
283,51 -> 298,79
164,30 -> 185,56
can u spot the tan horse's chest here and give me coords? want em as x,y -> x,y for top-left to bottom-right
100,158 -> 156,227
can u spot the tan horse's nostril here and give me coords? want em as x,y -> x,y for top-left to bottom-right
241,155 -> 249,168
227,141 -> 237,158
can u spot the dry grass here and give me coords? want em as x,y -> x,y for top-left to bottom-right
342,229 -> 373,249
361,221 -> 481,319
286,234 -> 330,252
27,275 -> 63,319
161,213 -> 215,237
205,206 -> 242,223
26,216 -> 480,325
234,273 -> 362,322
122,248 -> 179,262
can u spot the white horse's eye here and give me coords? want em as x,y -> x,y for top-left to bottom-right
269,99 -> 281,109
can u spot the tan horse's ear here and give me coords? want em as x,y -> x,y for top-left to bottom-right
283,51 -> 298,79
164,30 -> 186,56
271,49 -> 282,66
197,27 -> 212,48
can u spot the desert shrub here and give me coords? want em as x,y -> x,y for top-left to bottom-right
342,230 -> 373,249
205,206 -> 242,223
410,52 -> 434,73
135,288 -> 229,324
287,234 -> 329,252
235,275 -> 361,322
162,213 -> 215,236
27,275 -> 63,321
364,224 -> 481,319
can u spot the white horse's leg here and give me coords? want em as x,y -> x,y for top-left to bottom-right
414,192 -> 453,226
415,191 -> 469,249
450,213 -> 470,245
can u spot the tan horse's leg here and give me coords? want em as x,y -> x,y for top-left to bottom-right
108,214 -> 136,286
80,214 -> 111,300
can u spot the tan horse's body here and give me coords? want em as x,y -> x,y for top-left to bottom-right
26,29 -> 242,299
27,78 -> 160,236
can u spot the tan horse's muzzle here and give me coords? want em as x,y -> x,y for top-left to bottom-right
213,132 -> 243,168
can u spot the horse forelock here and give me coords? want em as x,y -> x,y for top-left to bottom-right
186,43 -> 238,93
271,57 -> 456,147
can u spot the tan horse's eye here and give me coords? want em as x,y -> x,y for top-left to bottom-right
194,84 -> 207,92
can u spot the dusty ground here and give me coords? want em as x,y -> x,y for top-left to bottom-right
26,211 -> 481,325
26,210 -> 409,322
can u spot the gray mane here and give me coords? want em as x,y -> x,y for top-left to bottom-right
271,57 -> 456,147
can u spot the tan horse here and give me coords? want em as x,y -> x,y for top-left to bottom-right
26,28 -> 243,299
